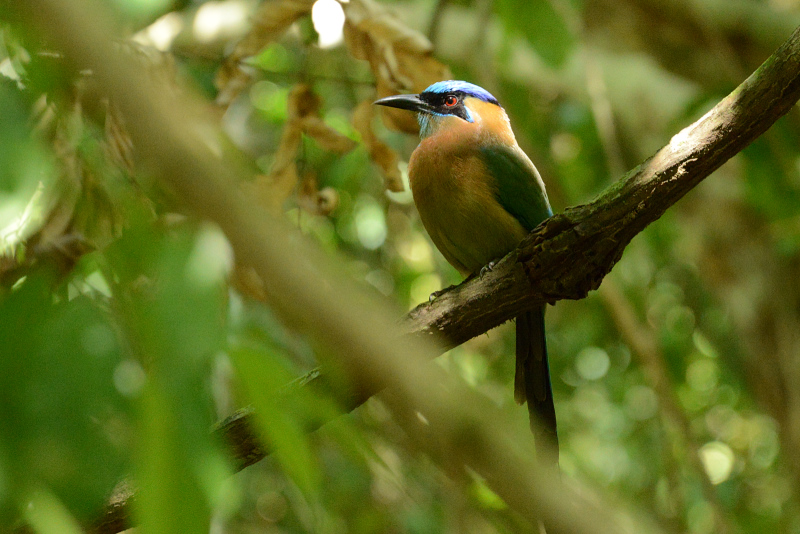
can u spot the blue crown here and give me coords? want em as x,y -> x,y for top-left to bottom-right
422,80 -> 499,105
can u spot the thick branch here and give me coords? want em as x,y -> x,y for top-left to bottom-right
192,20 -> 800,527
221,14 -> 800,455
410,30 -> 800,343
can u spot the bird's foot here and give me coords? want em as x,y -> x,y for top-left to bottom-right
479,261 -> 496,278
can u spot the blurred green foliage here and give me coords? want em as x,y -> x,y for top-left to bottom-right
3,0 -> 800,533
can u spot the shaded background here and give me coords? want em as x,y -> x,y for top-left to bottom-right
2,0 -> 800,532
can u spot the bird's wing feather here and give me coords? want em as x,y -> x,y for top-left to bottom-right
481,145 -> 558,465
479,146 -> 552,231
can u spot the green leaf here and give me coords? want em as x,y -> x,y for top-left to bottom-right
0,272 -> 126,525
107,222 -> 231,534
24,490 -> 84,534
228,345 -> 321,496
135,384 -> 212,534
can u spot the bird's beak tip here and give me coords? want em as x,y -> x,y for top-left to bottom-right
373,94 -> 425,113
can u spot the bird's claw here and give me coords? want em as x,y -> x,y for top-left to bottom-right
429,288 -> 446,302
479,261 -> 496,278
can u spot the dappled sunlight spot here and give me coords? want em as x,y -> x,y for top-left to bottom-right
0,181 -> 47,254
686,359 -> 719,393
186,224 -> 234,287
24,490 -> 83,534
747,416 -> 780,469
700,441 -> 735,485
397,233 -> 434,271
311,0 -> 345,49
369,443 -> 405,505
570,432 -> 631,484
386,162 -> 413,204
575,346 -> 610,381
194,0 -> 250,43
692,330 -> 718,358
670,106 -> 715,150
134,12 -> 183,51
409,273 -> 441,307
250,82 -> 290,124
250,80 -> 280,110
68,270 -> 113,300
114,360 -> 147,398
354,200 -> 387,249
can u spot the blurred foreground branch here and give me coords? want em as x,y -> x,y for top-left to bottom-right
10,1 -> 800,533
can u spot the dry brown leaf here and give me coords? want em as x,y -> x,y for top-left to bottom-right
247,84 -> 356,212
341,0 -> 451,134
353,101 -> 404,192
247,120 -> 302,213
233,264 -> 267,301
287,83 -> 322,119
104,102 -> 134,173
216,0 -> 316,105
374,78 -> 419,134
247,164 -> 298,214
289,85 -> 355,155
301,116 -> 357,154
342,19 -> 373,61
315,187 -> 339,215
298,174 -> 340,216
343,0 -> 432,54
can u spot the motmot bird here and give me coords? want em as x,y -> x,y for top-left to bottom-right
375,81 -> 558,464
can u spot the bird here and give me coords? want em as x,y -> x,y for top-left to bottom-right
374,80 -> 558,466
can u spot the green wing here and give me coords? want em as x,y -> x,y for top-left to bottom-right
480,146 -> 552,231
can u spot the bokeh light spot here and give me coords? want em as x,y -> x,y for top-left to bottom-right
113,360 -> 147,398
575,346 -> 610,381
700,441 -> 735,485
354,200 -> 387,250
311,0 -> 346,49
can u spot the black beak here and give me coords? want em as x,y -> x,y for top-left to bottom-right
373,94 -> 430,113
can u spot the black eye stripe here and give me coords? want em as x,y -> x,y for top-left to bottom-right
418,91 -> 472,121
422,92 -> 463,108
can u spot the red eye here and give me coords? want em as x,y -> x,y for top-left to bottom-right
444,95 -> 458,107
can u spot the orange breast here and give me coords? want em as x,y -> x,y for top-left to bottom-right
408,128 -> 527,276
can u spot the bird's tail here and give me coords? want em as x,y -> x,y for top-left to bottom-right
515,307 -> 558,467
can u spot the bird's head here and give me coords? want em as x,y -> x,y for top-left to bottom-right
374,80 -> 507,139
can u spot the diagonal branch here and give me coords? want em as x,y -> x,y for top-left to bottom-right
10,0 -> 800,532
172,22 -> 800,533
219,15 -> 800,465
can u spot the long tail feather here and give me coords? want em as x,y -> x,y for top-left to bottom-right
515,307 -> 558,467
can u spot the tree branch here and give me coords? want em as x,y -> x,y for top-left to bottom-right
101,23 -> 800,533
10,1 -> 800,532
